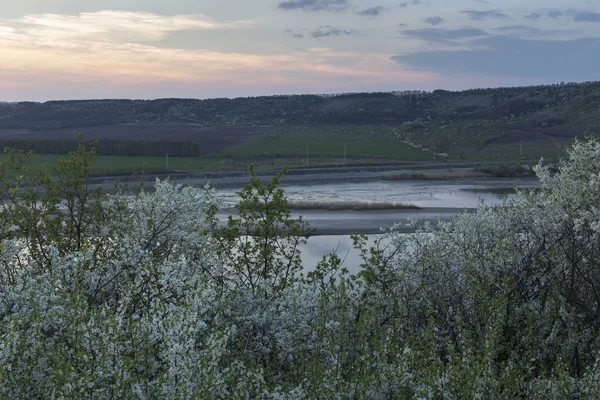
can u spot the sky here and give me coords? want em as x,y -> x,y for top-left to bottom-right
0,0 -> 599,101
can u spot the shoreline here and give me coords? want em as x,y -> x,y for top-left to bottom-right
217,207 -> 477,236
85,161 -> 539,191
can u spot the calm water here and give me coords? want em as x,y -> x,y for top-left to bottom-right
300,234 -> 373,273
224,178 -> 538,272
221,179 -> 536,209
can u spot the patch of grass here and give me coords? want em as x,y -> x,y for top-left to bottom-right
384,171 -> 486,180
223,136 -> 429,161
475,163 -> 534,178
216,157 -> 419,172
472,139 -> 570,161
0,154 -> 219,176
395,118 -> 589,162
91,155 -> 218,175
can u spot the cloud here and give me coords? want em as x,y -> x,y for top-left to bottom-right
0,26 -> 17,36
4,11 -> 252,44
572,10 -> 600,23
0,24 -> 438,101
278,0 -> 348,12
462,10 -> 509,20
399,1 -> 420,8
392,36 -> 600,81
524,9 -> 565,21
285,29 -> 306,38
493,25 -> 575,37
524,13 -> 541,20
311,25 -> 355,38
425,16 -> 444,26
0,9 -> 448,101
400,28 -> 489,43
547,10 -> 564,18
358,6 -> 385,16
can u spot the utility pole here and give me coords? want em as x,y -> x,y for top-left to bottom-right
306,145 -> 309,166
520,139 -> 523,158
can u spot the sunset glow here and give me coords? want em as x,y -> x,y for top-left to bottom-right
1,0 -> 599,100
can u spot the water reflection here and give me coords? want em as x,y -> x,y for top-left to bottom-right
219,179 -> 535,209
220,179 -> 538,273
300,234 -> 382,274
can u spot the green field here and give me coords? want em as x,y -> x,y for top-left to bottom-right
0,120 -> 585,178
91,155 -> 218,175
469,140 -> 568,161
0,154 -> 218,176
223,136 -> 430,160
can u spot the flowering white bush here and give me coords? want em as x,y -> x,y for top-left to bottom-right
1,138 -> 600,398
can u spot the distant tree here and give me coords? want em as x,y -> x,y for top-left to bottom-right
210,165 -> 310,297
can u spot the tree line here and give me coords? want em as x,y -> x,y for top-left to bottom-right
0,138 -> 205,157
2,80 -> 599,131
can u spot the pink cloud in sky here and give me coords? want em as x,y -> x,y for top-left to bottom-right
0,9 -> 547,101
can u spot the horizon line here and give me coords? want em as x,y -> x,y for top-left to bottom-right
1,79 -> 598,103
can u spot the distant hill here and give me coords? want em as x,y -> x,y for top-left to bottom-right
1,82 -> 599,131
0,82 -> 599,161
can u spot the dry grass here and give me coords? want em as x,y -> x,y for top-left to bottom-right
384,170 -> 486,181
287,201 -> 420,211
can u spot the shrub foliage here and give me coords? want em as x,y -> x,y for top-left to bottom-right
1,136 -> 600,398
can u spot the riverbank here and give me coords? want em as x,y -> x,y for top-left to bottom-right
217,207 -> 477,236
85,161 -> 538,191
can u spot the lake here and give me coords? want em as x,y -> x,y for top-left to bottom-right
235,178 -> 539,272
220,178 -> 536,208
